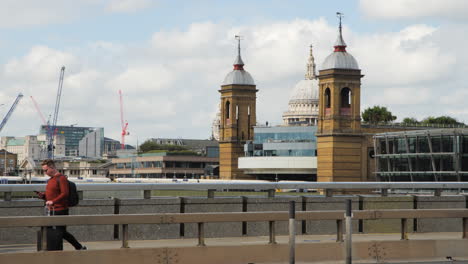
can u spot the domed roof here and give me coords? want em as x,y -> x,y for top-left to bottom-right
222,70 -> 255,85
321,52 -> 359,70
222,38 -> 255,86
289,79 -> 319,103
321,14 -> 359,71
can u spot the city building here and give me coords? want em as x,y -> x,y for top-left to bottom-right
282,45 -> 319,126
239,126 -> 317,181
110,152 -> 218,178
218,37 -> 257,180
148,138 -> 218,157
0,135 -> 65,163
19,158 -> 112,178
40,125 -> 104,157
0,150 -> 17,175
374,129 -> 468,181
78,129 -> 104,158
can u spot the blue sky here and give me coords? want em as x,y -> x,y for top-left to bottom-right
0,0 -> 467,146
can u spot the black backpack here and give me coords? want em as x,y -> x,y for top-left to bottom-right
57,176 -> 79,207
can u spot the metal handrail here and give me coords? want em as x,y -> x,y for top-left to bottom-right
1,208 -> 468,251
2,181 -> 468,192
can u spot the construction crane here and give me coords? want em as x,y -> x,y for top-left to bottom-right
47,66 -> 65,158
0,93 -> 24,133
119,90 -> 129,149
30,96 -> 47,126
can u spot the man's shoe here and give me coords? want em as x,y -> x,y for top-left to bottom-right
78,246 -> 87,250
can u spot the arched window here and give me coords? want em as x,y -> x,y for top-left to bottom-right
225,101 -> 230,119
340,87 -> 351,116
341,88 -> 351,107
325,88 -> 331,108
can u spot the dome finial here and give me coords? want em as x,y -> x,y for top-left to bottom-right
334,12 -> 347,52
305,44 -> 317,80
233,35 -> 244,70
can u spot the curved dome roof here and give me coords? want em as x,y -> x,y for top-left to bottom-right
321,52 -> 359,70
289,79 -> 319,103
222,70 -> 255,85
321,17 -> 360,71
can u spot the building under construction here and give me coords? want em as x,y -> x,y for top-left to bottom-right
374,129 -> 468,181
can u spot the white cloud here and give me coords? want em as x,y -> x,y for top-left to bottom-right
1,17 -> 468,145
106,0 -> 155,13
359,0 -> 468,20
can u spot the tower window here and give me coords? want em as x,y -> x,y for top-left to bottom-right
341,87 -> 351,107
225,101 -> 230,119
325,88 -> 331,108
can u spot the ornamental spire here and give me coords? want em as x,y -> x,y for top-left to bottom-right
305,44 -> 317,80
233,35 -> 244,70
334,12 -> 347,52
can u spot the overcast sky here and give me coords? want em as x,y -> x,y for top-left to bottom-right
0,0 -> 467,146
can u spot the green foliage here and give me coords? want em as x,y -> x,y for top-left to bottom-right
362,106 -> 397,124
401,117 -> 419,125
421,116 -> 463,125
139,140 -> 189,153
146,149 -> 199,156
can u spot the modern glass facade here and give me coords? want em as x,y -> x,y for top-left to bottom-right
40,126 -> 104,157
374,129 -> 468,181
245,126 -> 317,157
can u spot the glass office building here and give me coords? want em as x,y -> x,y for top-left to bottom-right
245,126 -> 317,157
374,129 -> 468,181
40,125 -> 104,157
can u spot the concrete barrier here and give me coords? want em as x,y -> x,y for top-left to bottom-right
1,194 -> 468,245
304,196 -> 359,234
245,196 -> 302,236
415,195 -> 466,232
361,196 -> 414,233
182,197 -> 243,238
119,198 -> 180,240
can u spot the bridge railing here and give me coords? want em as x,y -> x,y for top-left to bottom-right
2,182 -> 468,201
1,208 -> 468,251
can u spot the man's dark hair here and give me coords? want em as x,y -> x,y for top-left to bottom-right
41,159 -> 55,168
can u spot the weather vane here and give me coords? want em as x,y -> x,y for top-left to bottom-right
235,35 -> 243,56
336,12 -> 344,32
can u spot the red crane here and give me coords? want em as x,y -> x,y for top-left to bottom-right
30,96 -> 47,126
119,90 -> 129,149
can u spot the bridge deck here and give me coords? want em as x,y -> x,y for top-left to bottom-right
2,232 -> 468,262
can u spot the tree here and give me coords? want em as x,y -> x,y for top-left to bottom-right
139,140 -> 189,153
401,117 -> 419,125
361,106 -> 397,124
421,116 -> 463,126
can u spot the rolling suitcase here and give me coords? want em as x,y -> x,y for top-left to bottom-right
37,206 -> 63,251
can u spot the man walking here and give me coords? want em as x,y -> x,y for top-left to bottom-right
37,159 -> 87,250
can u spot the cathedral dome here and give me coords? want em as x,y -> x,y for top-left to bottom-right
282,45 -> 319,126
289,79 -> 319,103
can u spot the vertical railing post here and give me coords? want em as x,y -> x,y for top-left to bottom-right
463,218 -> 468,239
401,218 -> 408,240
198,222 -> 205,246
289,201 -> 296,264
267,189 -> 275,198
269,221 -> 276,244
4,192 -> 11,201
121,224 -> 129,248
336,219 -> 343,242
40,226 -> 47,251
207,189 -> 215,198
143,190 -> 151,199
345,199 -> 352,264
77,191 -> 84,200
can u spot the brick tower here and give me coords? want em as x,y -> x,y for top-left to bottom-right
317,13 -> 364,182
218,36 -> 257,179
